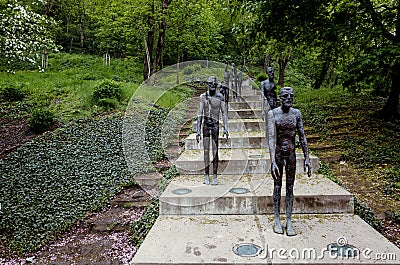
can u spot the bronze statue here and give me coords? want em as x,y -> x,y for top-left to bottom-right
197,76 -> 229,185
220,62 -> 231,114
267,87 -> 311,236
261,66 -> 278,121
231,63 -> 238,98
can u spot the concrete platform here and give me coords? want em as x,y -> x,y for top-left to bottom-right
159,174 -> 354,215
185,131 -> 267,150
132,214 -> 400,265
191,119 -> 265,133
174,148 -> 320,175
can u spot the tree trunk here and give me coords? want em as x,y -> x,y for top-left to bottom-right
143,2 -> 155,81
278,51 -> 290,86
380,61 -> 400,119
313,60 -> 330,89
264,54 -> 271,72
152,0 -> 170,76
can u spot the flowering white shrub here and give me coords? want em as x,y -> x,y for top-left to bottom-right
0,0 -> 59,72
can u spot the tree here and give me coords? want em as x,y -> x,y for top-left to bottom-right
0,0 -> 59,72
165,0 -> 222,64
358,0 -> 400,119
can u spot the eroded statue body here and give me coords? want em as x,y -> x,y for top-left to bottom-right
267,87 -> 311,236
197,76 -> 228,185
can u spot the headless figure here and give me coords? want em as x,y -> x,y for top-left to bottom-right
267,87 -> 311,236
197,76 -> 228,185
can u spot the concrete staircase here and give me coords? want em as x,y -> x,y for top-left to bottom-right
132,79 -> 400,265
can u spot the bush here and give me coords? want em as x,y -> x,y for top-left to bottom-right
92,79 -> 123,108
0,84 -> 25,101
256,72 -> 268,83
28,108 -> 55,133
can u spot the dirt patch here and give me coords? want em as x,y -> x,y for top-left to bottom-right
310,108 -> 400,248
0,117 -> 36,158
0,185 -> 151,265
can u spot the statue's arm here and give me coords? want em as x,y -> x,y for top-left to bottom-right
267,110 -> 279,179
296,110 -> 311,175
261,82 -> 266,120
197,96 -> 204,139
221,97 -> 228,134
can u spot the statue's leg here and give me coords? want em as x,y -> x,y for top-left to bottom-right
285,154 -> 297,236
225,87 -> 229,114
211,124 -> 219,185
203,127 -> 211,185
273,155 -> 284,234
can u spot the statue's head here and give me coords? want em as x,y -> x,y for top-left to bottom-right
267,66 -> 274,79
279,87 -> 294,109
207,76 -> 217,94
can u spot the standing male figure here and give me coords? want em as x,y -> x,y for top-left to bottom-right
261,66 -> 279,121
267,87 -> 311,236
220,62 -> 231,114
197,76 -> 229,185
231,63 -> 238,98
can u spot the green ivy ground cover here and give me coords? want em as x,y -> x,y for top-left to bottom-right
0,116 -> 134,254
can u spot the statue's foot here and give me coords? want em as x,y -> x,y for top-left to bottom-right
203,175 -> 210,185
273,219 -> 284,234
211,175 -> 218,185
286,221 -> 297,236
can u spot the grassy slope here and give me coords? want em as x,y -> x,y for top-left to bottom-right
0,53 -> 194,256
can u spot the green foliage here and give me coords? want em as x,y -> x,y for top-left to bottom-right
383,166 -> 400,199
0,117 -> 134,254
130,198 -> 159,247
28,108 -> 55,133
0,83 -> 25,101
386,211 -> 400,224
256,72 -> 268,83
145,107 -> 169,162
354,198 -> 381,229
92,79 -> 123,109
0,53 -> 140,123
317,161 -> 340,185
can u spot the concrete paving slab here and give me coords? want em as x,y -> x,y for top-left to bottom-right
229,101 -> 262,110
228,108 -> 262,119
175,149 -> 319,175
159,174 -> 353,215
191,118 -> 265,132
185,131 -> 267,150
131,214 -> 400,265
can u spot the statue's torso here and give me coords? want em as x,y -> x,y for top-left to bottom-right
200,92 -> 224,123
261,79 -> 277,98
273,108 -> 299,154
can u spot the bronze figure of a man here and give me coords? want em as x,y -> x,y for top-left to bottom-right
196,76 -> 228,185
267,87 -> 311,236
261,67 -> 279,121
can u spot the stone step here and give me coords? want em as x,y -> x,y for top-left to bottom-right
174,148 -> 320,175
191,118 -> 265,133
132,214 -> 400,265
159,174 -> 354,215
185,132 -> 266,150
228,108 -> 262,119
229,94 -> 262,102
228,100 -> 262,110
